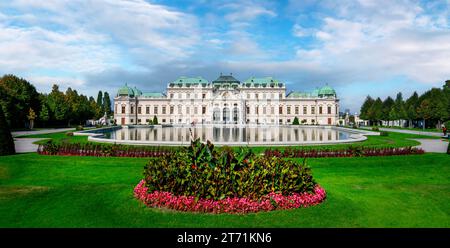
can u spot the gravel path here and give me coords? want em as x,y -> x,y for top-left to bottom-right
12,128 -> 73,153
412,139 -> 448,153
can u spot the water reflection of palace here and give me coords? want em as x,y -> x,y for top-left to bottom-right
112,127 -> 347,143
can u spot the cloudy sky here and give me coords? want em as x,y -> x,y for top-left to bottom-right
1,0 -> 449,112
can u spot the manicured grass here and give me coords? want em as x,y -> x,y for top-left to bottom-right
16,131 -> 89,145
18,130 -> 438,153
366,126 -> 443,133
247,131 -> 440,153
0,153 -> 449,227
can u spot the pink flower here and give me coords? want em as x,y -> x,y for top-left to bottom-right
133,179 -> 326,214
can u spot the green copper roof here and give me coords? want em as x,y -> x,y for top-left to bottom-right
212,74 -> 240,85
142,92 -> 164,98
132,86 -> 142,96
117,84 -> 135,97
243,77 -> 284,87
287,85 -> 336,98
170,76 -> 209,87
318,85 -> 336,96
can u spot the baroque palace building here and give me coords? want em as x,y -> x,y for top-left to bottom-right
114,74 -> 339,125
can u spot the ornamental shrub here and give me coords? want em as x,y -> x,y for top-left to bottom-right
0,106 -> 15,155
143,139 -> 317,201
292,117 -> 300,125
372,126 -> 380,131
76,125 -> 84,131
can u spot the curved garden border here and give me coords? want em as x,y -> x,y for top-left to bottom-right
134,180 -> 326,214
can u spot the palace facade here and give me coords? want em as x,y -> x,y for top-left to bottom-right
114,74 -> 339,125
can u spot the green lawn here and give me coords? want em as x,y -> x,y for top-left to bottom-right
0,153 -> 449,227
365,126 -> 443,134
17,130 -> 439,152
16,131 -> 89,144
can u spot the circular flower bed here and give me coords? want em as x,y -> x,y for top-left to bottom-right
134,138 -> 326,214
134,180 -> 326,214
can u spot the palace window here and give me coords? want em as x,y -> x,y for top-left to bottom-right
138,106 -> 142,114
202,106 -> 206,114
287,106 -> 291,115
186,93 -> 190,99
271,106 -> 274,115
138,119 -> 141,123
122,106 -> 125,114
303,106 -> 307,114
146,106 -> 149,114
295,106 -> 299,115
255,93 -> 259,99
311,106 -> 315,115
279,106 -> 283,114
162,119 -> 166,123
202,93 -> 206,99
162,106 -> 166,114
194,106 -> 198,114
319,106 -> 322,114
170,93 -> 174,98
247,93 -> 250,99
246,106 -> 250,114
186,106 -> 190,114
279,119 -> 283,124
263,107 -> 266,114
279,93 -> 283,99
328,106 -> 332,114
154,106 -> 158,114
255,106 -> 259,115
131,119 -> 134,123
263,93 -> 266,99
178,105 -> 182,114
131,106 -> 134,114
170,106 -> 174,114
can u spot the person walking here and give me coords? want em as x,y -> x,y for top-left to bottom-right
442,125 -> 447,136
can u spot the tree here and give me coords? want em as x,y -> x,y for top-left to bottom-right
367,97 -> 383,125
27,108 -> 36,129
417,99 -> 432,129
381,96 -> 395,124
0,74 -> 40,128
97,91 -> 103,109
153,115 -> 158,125
0,106 -> 15,155
103,92 -> 111,115
392,92 -> 407,126
405,92 -> 419,128
47,85 -> 69,125
292,116 -> 299,125
359,96 -> 374,122
39,104 -> 49,127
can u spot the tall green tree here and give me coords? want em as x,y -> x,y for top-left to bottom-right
0,106 -> 15,155
405,92 -> 419,128
0,74 -> 40,128
381,96 -> 395,123
47,84 -> 69,124
103,92 -> 111,115
367,97 -> 383,125
39,104 -> 49,127
97,90 -> 103,107
417,99 -> 432,129
359,96 -> 374,122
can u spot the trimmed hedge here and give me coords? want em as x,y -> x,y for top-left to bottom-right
37,141 -> 173,157
264,146 -> 424,158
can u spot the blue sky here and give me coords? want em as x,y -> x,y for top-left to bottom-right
1,0 -> 449,112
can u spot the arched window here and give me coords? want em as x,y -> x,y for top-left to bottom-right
223,108 -> 230,123
233,107 -> 239,123
213,108 -> 221,122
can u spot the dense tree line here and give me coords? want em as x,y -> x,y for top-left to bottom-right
0,74 -> 113,129
360,80 -> 450,128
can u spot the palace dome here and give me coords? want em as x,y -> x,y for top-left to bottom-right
318,85 -> 336,96
117,83 -> 135,97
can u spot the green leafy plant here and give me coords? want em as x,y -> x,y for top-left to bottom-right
143,139 -> 317,200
